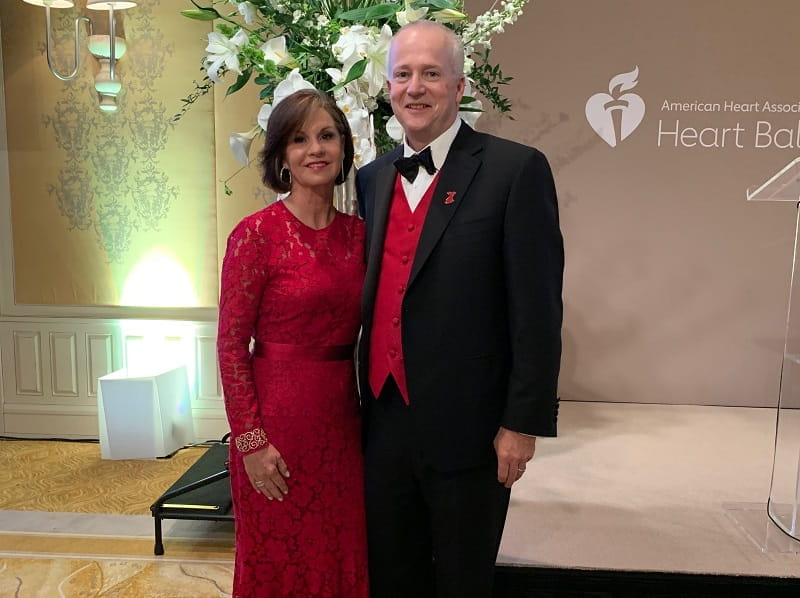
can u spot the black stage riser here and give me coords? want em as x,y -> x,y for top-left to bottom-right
494,566 -> 800,597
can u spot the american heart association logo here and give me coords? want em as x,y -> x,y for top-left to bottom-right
585,67 -> 645,147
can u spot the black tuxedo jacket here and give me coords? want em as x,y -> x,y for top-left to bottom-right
356,123 -> 563,471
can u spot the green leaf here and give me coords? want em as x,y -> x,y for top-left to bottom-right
226,69 -> 253,96
331,58 -> 367,91
254,74 -> 271,85
259,86 -> 272,100
460,96 -> 476,104
337,3 -> 399,21
180,8 -> 219,21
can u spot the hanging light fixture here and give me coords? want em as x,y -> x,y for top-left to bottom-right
21,0 -> 137,111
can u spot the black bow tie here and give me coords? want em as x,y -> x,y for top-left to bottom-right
394,147 -> 437,183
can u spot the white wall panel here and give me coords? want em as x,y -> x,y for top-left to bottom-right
86,333 -> 114,397
123,335 -> 146,373
13,330 -> 42,396
196,335 -> 221,400
0,319 -> 224,439
49,332 -> 78,397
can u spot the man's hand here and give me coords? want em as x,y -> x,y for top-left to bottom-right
243,444 -> 291,501
494,427 -> 536,488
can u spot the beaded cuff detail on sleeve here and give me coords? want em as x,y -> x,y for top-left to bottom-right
235,428 -> 269,453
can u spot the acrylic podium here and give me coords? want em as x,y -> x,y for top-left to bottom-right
747,157 -> 800,542
97,364 -> 195,460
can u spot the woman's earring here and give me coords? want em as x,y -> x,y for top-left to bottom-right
280,166 -> 292,186
336,159 -> 346,184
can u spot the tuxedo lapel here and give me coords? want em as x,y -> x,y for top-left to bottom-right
363,156 -> 399,314
408,126 -> 483,289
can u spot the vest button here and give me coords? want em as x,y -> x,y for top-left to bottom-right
389,349 -> 398,359
407,224 -> 415,232
392,317 -> 400,326
398,285 -> 406,294
401,255 -> 409,264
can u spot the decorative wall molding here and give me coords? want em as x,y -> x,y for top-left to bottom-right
50,332 -> 79,397
12,331 -> 43,396
0,318 -> 227,440
0,15 -> 227,440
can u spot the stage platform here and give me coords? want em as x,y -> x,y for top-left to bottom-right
2,401 -> 799,595
496,401 -> 800,595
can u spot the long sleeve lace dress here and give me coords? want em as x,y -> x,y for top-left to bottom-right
218,201 -> 368,597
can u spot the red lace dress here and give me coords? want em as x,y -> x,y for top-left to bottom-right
217,201 -> 368,598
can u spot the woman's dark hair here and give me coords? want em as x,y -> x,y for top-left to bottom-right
258,89 -> 355,193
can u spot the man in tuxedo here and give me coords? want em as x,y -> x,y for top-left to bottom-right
356,20 -> 563,598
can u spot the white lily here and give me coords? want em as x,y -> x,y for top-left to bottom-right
204,29 -> 248,83
257,103 -> 273,131
431,8 -> 468,24
253,70 -> 314,139
260,36 -> 293,67
236,1 -> 258,25
361,24 -> 392,97
230,127 -> 260,166
396,1 -> 428,26
273,69 -> 315,106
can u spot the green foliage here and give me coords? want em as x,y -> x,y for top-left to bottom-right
175,0 -> 530,163
470,48 -> 513,114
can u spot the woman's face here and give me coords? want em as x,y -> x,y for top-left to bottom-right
283,107 -> 343,193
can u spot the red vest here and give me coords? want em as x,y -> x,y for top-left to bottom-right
368,175 -> 438,402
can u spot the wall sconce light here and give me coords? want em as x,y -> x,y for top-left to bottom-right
21,0 -> 137,112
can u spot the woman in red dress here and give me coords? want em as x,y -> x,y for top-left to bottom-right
217,89 -> 368,597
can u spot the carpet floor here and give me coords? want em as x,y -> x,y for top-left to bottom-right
0,439 -> 209,515
0,439 -> 234,596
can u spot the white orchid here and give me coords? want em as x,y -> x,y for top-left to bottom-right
385,115 -> 404,142
332,25 -> 372,70
325,67 -> 345,88
458,79 -> 484,128
236,1 -> 258,25
348,109 -> 372,141
230,127 -> 260,166
203,29 -> 248,83
260,36 -> 293,67
396,1 -> 428,27
353,134 -> 376,168
334,90 -> 362,121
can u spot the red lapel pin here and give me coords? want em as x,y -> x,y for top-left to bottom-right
444,191 -> 456,204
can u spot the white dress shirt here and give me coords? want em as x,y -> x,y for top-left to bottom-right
400,118 -> 462,212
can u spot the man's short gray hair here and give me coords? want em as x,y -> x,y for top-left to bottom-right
387,20 -> 465,78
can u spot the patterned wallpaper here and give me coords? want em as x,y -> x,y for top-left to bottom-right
2,0 -> 217,308
44,2 -> 178,262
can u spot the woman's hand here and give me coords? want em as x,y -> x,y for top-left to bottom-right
243,444 -> 291,501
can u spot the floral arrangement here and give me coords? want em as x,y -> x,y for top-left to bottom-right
179,0 -> 530,192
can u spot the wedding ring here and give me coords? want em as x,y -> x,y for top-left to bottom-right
517,468 -> 525,473
255,481 -> 265,487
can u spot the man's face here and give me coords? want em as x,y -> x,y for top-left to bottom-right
387,27 -> 465,151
